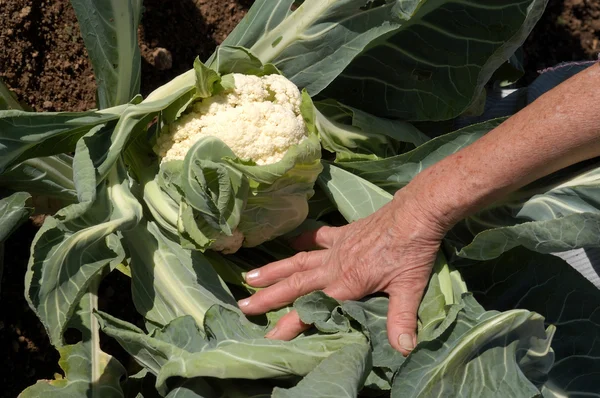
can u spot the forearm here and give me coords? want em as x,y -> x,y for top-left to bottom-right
403,62 -> 600,232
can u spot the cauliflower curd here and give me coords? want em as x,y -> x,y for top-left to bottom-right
154,73 -> 308,165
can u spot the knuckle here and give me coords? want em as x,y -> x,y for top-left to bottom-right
316,226 -> 333,242
292,252 -> 310,270
388,309 -> 417,326
286,273 -> 306,293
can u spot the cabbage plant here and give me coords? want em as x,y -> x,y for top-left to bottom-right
2,0 -> 600,397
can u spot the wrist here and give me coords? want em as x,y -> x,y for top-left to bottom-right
391,182 -> 451,242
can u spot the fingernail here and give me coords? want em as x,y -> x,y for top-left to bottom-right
265,327 -> 278,338
398,334 -> 415,351
238,298 -> 250,308
246,270 -> 260,281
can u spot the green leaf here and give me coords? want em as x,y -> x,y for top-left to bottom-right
392,295 -> 554,397
335,118 -> 504,193
94,73 -> 198,184
193,57 -> 222,98
165,379 -> 219,398
0,191 -> 32,242
122,221 -> 239,330
322,0 -> 546,120
97,312 -> 211,376
457,247 -> 600,396
315,100 -> 428,160
19,340 -> 125,397
71,0 -> 143,108
97,309 -> 368,396
451,162 -> 600,260
182,137 -> 249,237
342,298 -> 405,372
294,291 -> 350,334
272,343 -> 372,398
317,162 -> 391,223
0,155 -> 76,202
25,162 -> 142,345
203,305 -> 265,341
0,107 -> 125,174
210,46 -> 280,77
223,0 -> 545,121
223,0 -> 399,99
155,333 -> 368,395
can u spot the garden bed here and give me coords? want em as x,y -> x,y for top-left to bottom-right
0,0 -> 598,396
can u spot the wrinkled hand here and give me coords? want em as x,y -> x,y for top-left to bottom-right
238,191 -> 446,355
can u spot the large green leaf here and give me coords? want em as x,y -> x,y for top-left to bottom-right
165,379 -> 219,398
21,277 -> 126,397
95,74 -> 198,183
222,0 -> 546,121
0,191 -> 32,242
122,221 -> 239,330
0,155 -> 76,201
392,294 -> 554,397
19,340 -> 125,397
71,0 -> 143,109
25,161 -> 142,345
322,0 -> 547,120
220,0 -> 399,96
97,308 -> 368,396
294,291 -> 351,334
450,162 -> 600,260
0,107 -> 126,174
272,343 -> 372,398
315,99 -> 428,160
456,247 -> 600,397
335,118 -> 504,193
317,162 -> 391,223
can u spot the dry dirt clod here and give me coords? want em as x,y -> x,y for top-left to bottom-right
152,47 -> 173,70
19,6 -> 31,19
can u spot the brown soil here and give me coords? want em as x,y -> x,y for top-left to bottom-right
138,0 -> 253,97
523,0 -> 600,83
0,1 -> 96,112
0,0 -> 252,112
0,0 -> 598,397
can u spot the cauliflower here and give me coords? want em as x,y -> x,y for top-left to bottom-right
154,73 -> 308,165
150,70 -> 321,254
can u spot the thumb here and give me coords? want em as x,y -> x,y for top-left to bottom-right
386,282 -> 425,356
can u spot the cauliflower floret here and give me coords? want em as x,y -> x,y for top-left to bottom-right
155,73 -> 307,165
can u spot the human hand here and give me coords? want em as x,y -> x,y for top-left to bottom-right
238,190 -> 446,355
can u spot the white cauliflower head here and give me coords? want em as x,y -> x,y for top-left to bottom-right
154,73 -> 308,165
150,70 -> 322,254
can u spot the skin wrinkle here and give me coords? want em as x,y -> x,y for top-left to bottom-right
241,63 -> 600,355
